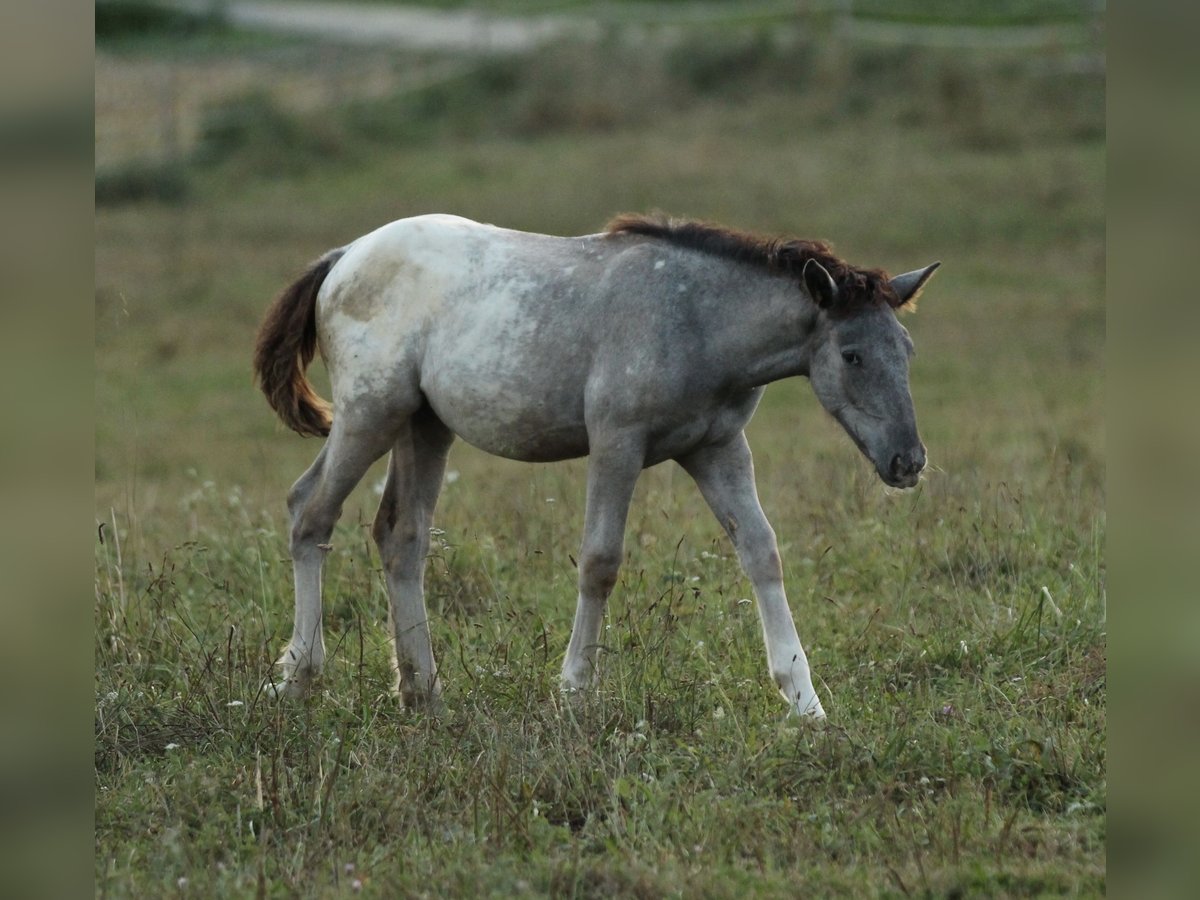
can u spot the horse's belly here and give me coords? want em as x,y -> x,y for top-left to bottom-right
424,379 -> 589,463
421,294 -> 595,461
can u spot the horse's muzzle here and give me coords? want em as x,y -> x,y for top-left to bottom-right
885,446 -> 926,488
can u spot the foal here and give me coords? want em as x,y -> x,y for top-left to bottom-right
255,213 -> 938,718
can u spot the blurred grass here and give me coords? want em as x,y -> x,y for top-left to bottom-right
95,15 -> 1104,898
95,0 -> 227,41
284,0 -> 1100,27
851,0 -> 1100,26
95,0 -> 296,55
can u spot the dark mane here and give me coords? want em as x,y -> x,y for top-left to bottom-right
605,213 -> 900,314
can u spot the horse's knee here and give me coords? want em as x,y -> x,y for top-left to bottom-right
371,502 -> 395,549
738,534 -> 782,584
373,505 -> 427,574
287,474 -> 324,542
748,549 -> 783,584
286,469 -> 320,518
579,548 -> 621,597
286,484 -> 304,519
290,503 -> 338,554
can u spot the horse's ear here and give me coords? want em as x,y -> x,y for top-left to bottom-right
890,262 -> 941,307
803,258 -> 838,309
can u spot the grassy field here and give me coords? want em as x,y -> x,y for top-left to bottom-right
95,15 -> 1105,897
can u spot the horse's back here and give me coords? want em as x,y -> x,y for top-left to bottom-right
315,215 -> 606,459
319,214 -> 591,318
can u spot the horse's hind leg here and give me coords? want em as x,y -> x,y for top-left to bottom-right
372,409 -> 454,709
272,421 -> 397,698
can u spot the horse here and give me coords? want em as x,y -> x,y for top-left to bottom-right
254,213 -> 939,718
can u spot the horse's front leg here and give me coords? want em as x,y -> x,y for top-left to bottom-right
679,433 -> 826,719
560,435 -> 644,692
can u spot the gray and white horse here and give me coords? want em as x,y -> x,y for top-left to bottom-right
254,213 -> 939,718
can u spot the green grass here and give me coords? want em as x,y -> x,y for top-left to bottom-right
95,0 -> 300,55
95,27 -> 1104,898
279,0 -> 1100,27
850,0 -> 1099,26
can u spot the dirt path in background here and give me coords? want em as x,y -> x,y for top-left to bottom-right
212,1 -> 1095,52
201,1 -> 594,52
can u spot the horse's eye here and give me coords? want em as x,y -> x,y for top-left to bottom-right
841,350 -> 862,367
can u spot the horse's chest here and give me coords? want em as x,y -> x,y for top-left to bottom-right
642,390 -> 763,465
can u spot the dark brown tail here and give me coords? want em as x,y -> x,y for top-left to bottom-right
253,250 -> 345,438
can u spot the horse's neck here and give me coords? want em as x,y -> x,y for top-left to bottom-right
707,270 -> 817,390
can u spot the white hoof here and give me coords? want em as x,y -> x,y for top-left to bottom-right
557,677 -> 599,709
394,675 -> 445,713
263,677 -> 307,700
269,644 -> 322,699
559,662 -> 598,695
789,695 -> 827,720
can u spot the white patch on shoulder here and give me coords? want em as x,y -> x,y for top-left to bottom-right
654,260 -> 666,270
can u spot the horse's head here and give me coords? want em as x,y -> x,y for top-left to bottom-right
802,259 -> 940,489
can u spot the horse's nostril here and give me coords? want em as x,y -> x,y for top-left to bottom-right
890,451 -> 923,480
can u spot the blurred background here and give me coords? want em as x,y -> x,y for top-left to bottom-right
95,0 -> 1106,515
